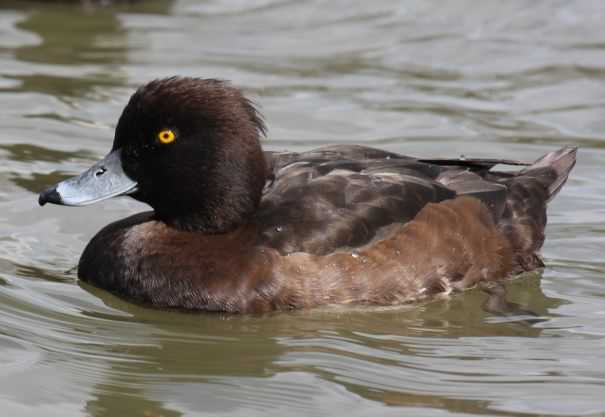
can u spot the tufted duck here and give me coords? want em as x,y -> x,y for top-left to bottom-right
39,77 -> 577,313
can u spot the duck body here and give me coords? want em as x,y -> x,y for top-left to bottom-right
39,77 -> 577,313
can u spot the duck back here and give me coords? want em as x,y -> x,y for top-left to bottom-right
257,145 -> 576,262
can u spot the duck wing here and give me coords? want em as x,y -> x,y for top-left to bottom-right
258,145 -> 511,255
259,144 -> 576,275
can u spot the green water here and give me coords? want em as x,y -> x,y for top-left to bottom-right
0,1 -> 604,416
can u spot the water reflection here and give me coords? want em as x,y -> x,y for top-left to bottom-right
0,0 -> 173,99
76,275 -> 565,416
0,143 -> 93,163
3,6 -> 126,98
0,143 -> 96,192
86,386 -> 182,417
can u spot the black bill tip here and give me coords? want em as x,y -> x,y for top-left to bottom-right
38,187 -> 62,206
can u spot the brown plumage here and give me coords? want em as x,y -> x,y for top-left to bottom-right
38,77 -> 577,313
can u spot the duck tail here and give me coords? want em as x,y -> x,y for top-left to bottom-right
497,146 -> 577,273
519,145 -> 577,202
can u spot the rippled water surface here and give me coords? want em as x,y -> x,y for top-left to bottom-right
0,1 -> 604,416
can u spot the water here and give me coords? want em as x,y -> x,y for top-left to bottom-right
0,1 -> 604,416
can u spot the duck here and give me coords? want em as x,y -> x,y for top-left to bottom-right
38,77 -> 577,313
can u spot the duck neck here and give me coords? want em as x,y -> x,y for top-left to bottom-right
158,207 -> 251,234
154,153 -> 267,234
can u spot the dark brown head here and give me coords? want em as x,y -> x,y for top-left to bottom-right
39,77 -> 268,233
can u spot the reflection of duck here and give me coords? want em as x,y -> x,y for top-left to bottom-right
80,273 -> 562,417
39,77 -> 577,313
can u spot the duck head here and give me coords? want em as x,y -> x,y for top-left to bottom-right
39,77 -> 267,233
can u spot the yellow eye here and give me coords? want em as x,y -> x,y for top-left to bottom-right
157,129 -> 176,144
